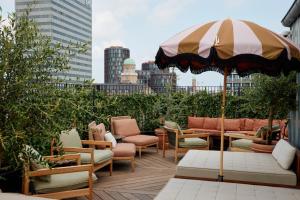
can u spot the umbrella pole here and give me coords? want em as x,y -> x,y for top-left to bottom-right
218,66 -> 228,182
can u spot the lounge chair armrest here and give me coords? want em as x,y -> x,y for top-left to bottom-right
28,164 -> 93,177
63,147 -> 93,154
226,133 -> 255,140
179,133 -> 209,139
43,154 -> 81,164
81,140 -> 112,149
182,129 -> 194,134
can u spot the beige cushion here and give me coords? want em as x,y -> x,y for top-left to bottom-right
176,150 -> 297,186
155,178 -> 300,200
231,139 -> 252,150
0,193 -> 52,199
90,123 -> 106,149
113,143 -> 136,157
104,132 -> 117,148
60,129 -> 82,148
123,135 -> 158,146
34,171 -> 97,194
113,119 -> 140,137
179,138 -> 208,148
272,139 -> 296,169
80,149 -> 113,164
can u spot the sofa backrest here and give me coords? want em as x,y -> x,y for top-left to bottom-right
217,119 -> 241,131
188,116 -> 205,129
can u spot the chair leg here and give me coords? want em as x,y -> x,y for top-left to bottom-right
156,142 -> 159,153
131,157 -> 135,172
174,149 -> 177,163
109,160 -> 113,176
139,147 -> 142,159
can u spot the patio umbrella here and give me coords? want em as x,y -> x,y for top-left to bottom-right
155,19 -> 300,181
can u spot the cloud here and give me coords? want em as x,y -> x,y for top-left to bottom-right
148,0 -> 195,25
93,11 -> 122,39
223,0 -> 247,9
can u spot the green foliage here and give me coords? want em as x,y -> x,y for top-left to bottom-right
0,10 -> 86,170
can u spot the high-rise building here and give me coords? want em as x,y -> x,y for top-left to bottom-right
121,58 -> 138,84
15,0 -> 92,83
104,46 -> 130,83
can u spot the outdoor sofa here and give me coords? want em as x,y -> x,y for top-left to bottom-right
175,140 -> 300,187
155,178 -> 300,200
188,116 -> 287,137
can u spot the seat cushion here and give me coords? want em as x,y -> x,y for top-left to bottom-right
34,171 -> 97,194
60,128 -> 82,148
179,138 -> 208,148
176,150 -> 297,186
113,143 -> 136,157
123,135 -> 158,146
80,149 -> 113,164
113,119 -> 140,137
155,178 -> 300,200
231,139 -> 252,150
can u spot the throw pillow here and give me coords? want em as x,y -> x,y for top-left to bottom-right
255,124 -> 280,138
272,139 -> 296,169
105,132 -> 117,148
90,123 -> 106,149
24,145 -> 51,182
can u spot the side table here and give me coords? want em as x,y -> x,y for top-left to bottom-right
113,134 -> 124,143
154,128 -> 168,157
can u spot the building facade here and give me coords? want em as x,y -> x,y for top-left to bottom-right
121,58 -> 138,84
227,70 -> 253,94
15,0 -> 92,82
104,46 -> 130,83
136,61 -> 177,92
282,0 -> 300,149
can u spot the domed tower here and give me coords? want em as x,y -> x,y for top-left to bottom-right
121,58 -> 138,84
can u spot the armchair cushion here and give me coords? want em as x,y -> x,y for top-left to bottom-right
34,171 -> 97,194
112,143 -> 136,157
231,139 -> 252,150
179,138 -> 208,148
113,119 -> 140,137
80,149 -> 113,164
60,129 -> 82,148
122,135 -> 158,146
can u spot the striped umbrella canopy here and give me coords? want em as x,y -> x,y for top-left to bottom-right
156,19 -> 300,76
155,19 -> 300,181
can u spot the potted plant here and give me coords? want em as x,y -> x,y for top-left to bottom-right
247,72 -> 298,144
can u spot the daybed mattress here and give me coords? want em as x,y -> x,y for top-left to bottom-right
176,150 -> 297,186
155,178 -> 300,200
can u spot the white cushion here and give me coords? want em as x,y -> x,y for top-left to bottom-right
105,132 -> 117,148
272,139 -> 296,169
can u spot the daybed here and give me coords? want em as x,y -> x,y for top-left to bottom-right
155,178 -> 300,200
175,140 -> 300,187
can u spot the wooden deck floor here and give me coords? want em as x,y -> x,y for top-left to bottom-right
75,148 -> 177,200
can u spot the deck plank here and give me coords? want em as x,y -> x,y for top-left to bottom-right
72,148 -> 176,200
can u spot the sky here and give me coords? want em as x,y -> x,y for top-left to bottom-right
0,0 -> 295,86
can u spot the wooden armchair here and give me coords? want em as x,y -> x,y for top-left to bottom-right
54,128 -> 114,175
22,149 -> 94,200
226,133 -> 256,152
163,121 -> 210,163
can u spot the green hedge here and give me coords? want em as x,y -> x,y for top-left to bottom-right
65,88 -> 289,137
